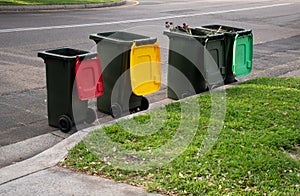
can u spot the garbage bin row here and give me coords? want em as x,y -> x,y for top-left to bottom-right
38,24 -> 253,132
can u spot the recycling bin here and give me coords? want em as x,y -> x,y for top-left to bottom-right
201,25 -> 253,83
164,28 -> 225,100
89,31 -> 161,118
38,48 -> 103,132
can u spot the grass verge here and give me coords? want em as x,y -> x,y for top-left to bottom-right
61,77 -> 300,195
0,0 -> 120,6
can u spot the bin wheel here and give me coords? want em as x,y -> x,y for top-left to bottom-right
85,108 -> 97,124
58,115 -> 73,133
140,97 -> 149,111
110,104 -> 122,119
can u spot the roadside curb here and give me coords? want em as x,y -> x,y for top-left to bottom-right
0,124 -> 94,185
0,0 -> 126,12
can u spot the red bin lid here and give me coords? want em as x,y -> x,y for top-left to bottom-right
75,55 -> 104,100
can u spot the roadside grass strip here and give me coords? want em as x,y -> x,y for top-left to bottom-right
0,0 -> 120,5
61,77 -> 300,195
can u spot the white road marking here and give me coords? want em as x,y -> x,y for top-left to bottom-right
0,3 -> 292,34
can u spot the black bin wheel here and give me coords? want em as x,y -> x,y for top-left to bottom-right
110,104 -> 122,119
85,108 -> 97,124
58,115 -> 73,133
140,97 -> 149,111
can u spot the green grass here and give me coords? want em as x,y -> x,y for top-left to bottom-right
0,0 -> 120,5
61,77 -> 300,195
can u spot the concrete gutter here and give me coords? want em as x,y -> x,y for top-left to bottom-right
0,1 -> 126,12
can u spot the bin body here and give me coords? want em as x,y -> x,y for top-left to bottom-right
38,48 -> 92,128
164,29 -> 225,100
201,25 -> 253,81
89,31 -> 158,117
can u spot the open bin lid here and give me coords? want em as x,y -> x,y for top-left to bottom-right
75,54 -> 104,100
130,41 -> 161,96
233,33 -> 253,77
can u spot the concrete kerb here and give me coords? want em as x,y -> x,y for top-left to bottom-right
0,1 -> 126,12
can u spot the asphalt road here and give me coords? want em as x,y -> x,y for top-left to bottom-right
0,0 -> 299,167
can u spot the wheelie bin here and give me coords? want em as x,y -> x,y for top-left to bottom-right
201,25 -> 253,83
163,28 -> 225,100
38,48 -> 103,132
89,31 -> 161,118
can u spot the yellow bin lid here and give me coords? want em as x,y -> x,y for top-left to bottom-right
130,41 -> 161,96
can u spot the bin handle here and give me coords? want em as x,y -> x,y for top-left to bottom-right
134,38 -> 157,46
76,52 -> 98,62
236,29 -> 252,37
204,33 -> 224,46
132,40 -> 160,48
75,54 -> 100,74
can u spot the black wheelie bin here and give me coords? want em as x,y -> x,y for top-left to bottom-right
164,28 -> 225,100
89,31 -> 161,118
38,48 -> 102,132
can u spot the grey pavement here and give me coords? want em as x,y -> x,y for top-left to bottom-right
0,0 -> 299,195
0,167 -> 160,196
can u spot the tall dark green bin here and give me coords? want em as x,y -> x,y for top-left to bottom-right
163,28 -> 225,100
201,25 -> 253,83
89,31 -> 155,118
38,48 -> 96,132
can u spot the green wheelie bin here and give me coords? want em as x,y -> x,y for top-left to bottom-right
38,48 -> 99,132
89,31 -> 161,118
163,28 -> 225,100
201,25 -> 253,83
